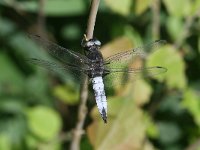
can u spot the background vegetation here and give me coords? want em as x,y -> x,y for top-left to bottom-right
0,0 -> 200,150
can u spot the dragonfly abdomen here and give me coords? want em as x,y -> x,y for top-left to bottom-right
92,76 -> 107,123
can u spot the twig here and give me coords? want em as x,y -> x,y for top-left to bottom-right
37,0 -> 46,37
69,1 -> 101,150
86,0 -> 101,39
151,0 -> 160,40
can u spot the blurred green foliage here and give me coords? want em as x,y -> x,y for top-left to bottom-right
0,0 -> 200,150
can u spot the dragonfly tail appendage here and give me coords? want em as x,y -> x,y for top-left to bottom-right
102,107 -> 107,123
92,77 -> 108,123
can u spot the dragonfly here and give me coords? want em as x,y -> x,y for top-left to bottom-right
28,35 -> 167,123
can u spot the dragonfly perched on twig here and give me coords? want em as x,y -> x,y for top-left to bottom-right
28,35 -> 167,123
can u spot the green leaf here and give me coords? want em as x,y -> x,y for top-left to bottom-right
105,0 -> 132,16
0,18 -> 16,37
35,140 -> 61,150
158,122 -> 182,144
145,114 -> 159,139
26,106 -> 62,141
135,0 -> 151,15
159,94 -> 184,115
53,85 -> 79,105
26,133 -> 61,150
12,0 -> 86,17
0,115 -> 27,145
124,26 -> 143,46
87,96 -> 154,150
101,26 -> 143,64
0,134 -> 11,150
61,24 -> 81,40
101,36 -> 134,61
146,45 -> 187,89
118,79 -> 153,106
25,134 -> 39,150
80,136 -> 93,150
191,0 -> 200,15
166,17 -> 184,41
0,51 -> 25,94
182,88 -> 200,127
163,0 -> 192,17
9,33 -> 48,58
146,121 -> 159,139
132,79 -> 153,106
25,73 -> 51,105
0,98 -> 25,114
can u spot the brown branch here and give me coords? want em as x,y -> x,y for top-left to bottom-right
86,0 -> 101,39
69,1 -> 101,150
151,0 -> 160,40
37,0 -> 46,37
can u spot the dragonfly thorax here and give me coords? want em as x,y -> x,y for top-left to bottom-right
85,50 -> 104,78
81,38 -> 101,52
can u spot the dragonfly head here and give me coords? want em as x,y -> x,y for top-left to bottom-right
81,38 -> 101,51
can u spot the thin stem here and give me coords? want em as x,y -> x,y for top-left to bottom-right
69,1 -> 101,150
151,0 -> 160,40
86,0 -> 100,39
37,0 -> 46,37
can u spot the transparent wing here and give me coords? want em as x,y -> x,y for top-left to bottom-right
29,35 -> 90,67
27,58 -> 88,82
104,40 -> 166,68
103,66 -> 167,88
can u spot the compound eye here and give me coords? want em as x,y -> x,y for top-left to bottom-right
86,41 -> 94,47
94,40 -> 101,46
